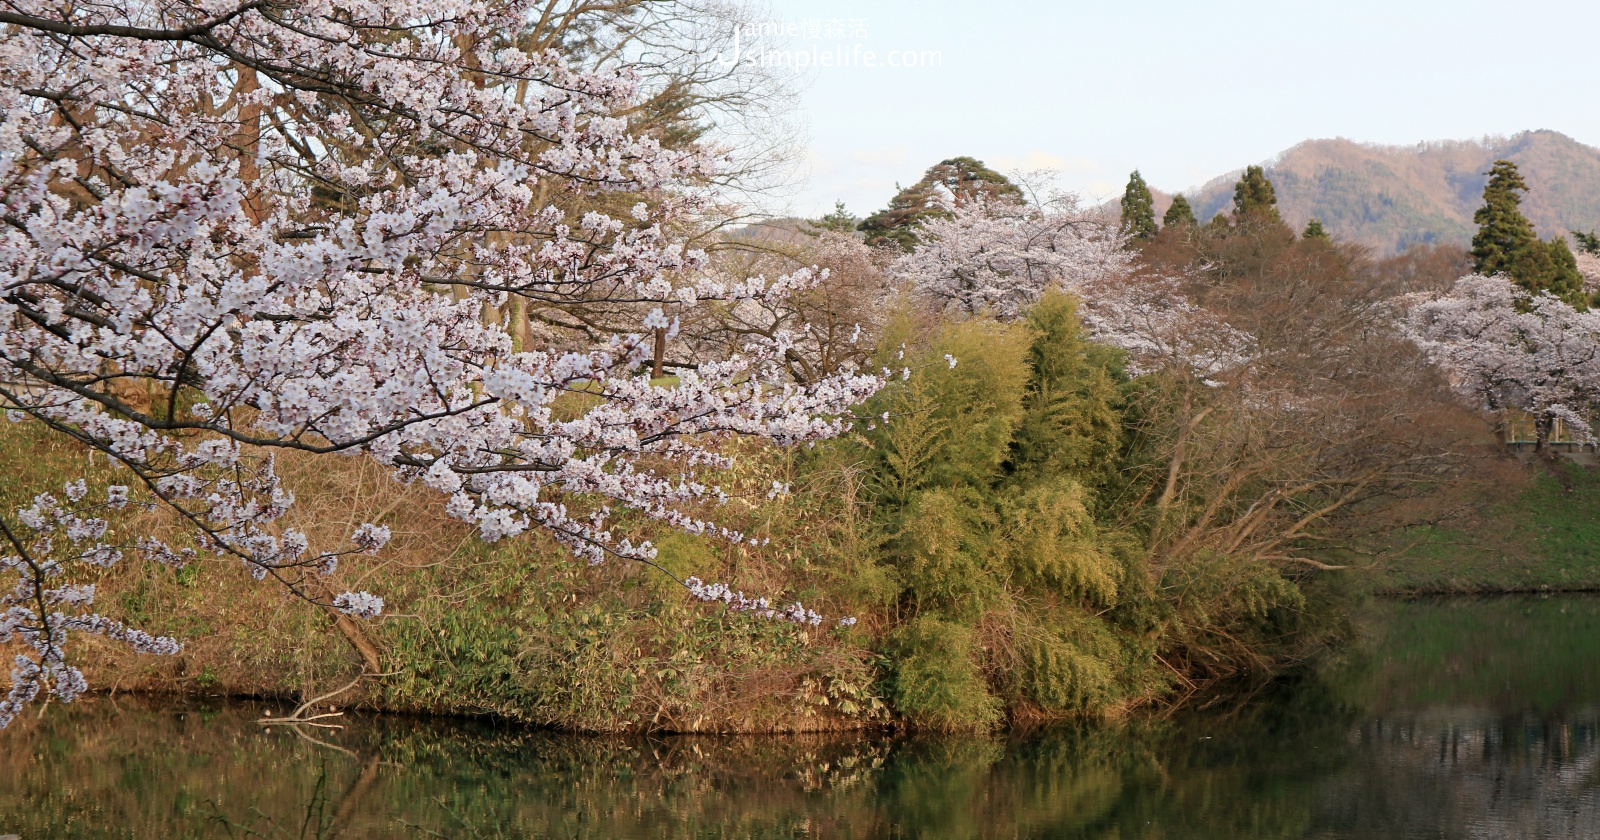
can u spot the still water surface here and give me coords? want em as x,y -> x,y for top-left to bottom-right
4,595 -> 1600,838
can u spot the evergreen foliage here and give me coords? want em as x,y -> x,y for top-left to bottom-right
1471,160 -> 1588,307
1472,160 -> 1544,278
1303,218 -> 1328,239
1163,194 -> 1197,228
851,292 -> 1168,728
1120,170 -> 1158,239
1572,229 -> 1600,255
1231,165 -> 1281,224
858,157 -> 1022,250
1546,237 -> 1586,306
812,201 -> 859,234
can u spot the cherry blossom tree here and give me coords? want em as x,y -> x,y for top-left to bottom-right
1404,275 -> 1600,448
891,195 -> 1126,320
0,0 -> 881,725
888,194 -> 1251,376
682,231 -> 892,385
1575,251 -> 1600,298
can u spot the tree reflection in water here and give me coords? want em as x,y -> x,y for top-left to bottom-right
3,596 -> 1599,839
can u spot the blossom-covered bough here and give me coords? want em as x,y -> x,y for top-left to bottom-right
0,0 -> 882,725
1404,275 -> 1600,447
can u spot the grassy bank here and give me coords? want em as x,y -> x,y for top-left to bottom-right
1376,460 -> 1600,594
1,423 -> 888,733
3,297 -> 1355,733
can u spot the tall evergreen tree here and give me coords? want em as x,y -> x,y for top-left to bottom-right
1470,160 -> 1586,306
1231,165 -> 1281,224
1120,170 -> 1157,240
1545,237 -> 1587,306
1163,194 -> 1196,227
1302,218 -> 1328,240
1471,160 -> 1544,280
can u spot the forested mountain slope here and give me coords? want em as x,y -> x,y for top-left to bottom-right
1158,131 -> 1600,253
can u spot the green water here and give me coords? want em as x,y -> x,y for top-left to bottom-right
5,595 -> 1600,839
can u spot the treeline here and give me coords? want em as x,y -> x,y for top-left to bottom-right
1119,159 -> 1600,309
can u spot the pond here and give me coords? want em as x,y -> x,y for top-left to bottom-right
4,595 -> 1600,839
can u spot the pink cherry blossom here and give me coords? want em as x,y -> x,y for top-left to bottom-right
0,0 -> 881,723
1403,275 -> 1600,444
889,195 -> 1253,376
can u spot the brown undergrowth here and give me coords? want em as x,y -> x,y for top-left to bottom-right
2,422 -> 891,733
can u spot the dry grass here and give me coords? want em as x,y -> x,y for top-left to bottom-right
1,420 -> 891,732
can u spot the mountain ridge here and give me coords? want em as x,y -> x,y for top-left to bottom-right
1139,130 -> 1600,254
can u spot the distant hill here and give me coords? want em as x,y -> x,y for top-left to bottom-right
1154,131 -> 1600,254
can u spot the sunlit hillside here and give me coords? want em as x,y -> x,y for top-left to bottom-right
1162,130 -> 1600,253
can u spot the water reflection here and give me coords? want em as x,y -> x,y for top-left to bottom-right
3,596 -> 1599,839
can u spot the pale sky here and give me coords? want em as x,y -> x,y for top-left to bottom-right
748,0 -> 1600,218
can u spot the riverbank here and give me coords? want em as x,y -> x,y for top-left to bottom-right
9,594 -> 1600,839
21,426 -> 1590,734
8,301 -> 1367,734
7,408 -> 1590,733
0,403 -> 1310,734
1374,461 -> 1600,595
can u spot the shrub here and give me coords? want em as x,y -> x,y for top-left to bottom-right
888,617 -> 1004,730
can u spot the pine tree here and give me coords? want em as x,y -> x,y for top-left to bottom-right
1545,237 -> 1587,307
1470,161 -> 1588,308
1471,160 -> 1544,282
813,200 -> 858,234
1163,194 -> 1196,227
1120,170 -> 1157,240
1231,165 -> 1281,224
859,157 -> 1022,250
1302,218 -> 1328,239
1571,229 -> 1600,256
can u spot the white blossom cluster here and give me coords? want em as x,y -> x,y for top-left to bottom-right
683,576 -> 853,627
891,196 -> 1131,320
0,0 -> 884,719
889,197 -> 1253,375
0,479 -> 391,726
0,485 -> 181,728
331,591 -> 386,619
1403,275 -> 1600,442
1075,273 -> 1256,378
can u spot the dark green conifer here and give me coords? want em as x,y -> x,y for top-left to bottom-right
1163,194 -> 1196,227
1302,218 -> 1328,239
1231,165 -> 1281,224
1471,160 -> 1544,281
1570,229 -> 1600,255
1545,237 -> 1587,307
1471,160 -> 1587,306
859,157 -> 1022,250
1120,170 -> 1157,240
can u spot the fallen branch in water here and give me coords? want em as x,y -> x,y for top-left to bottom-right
257,670 -> 400,729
